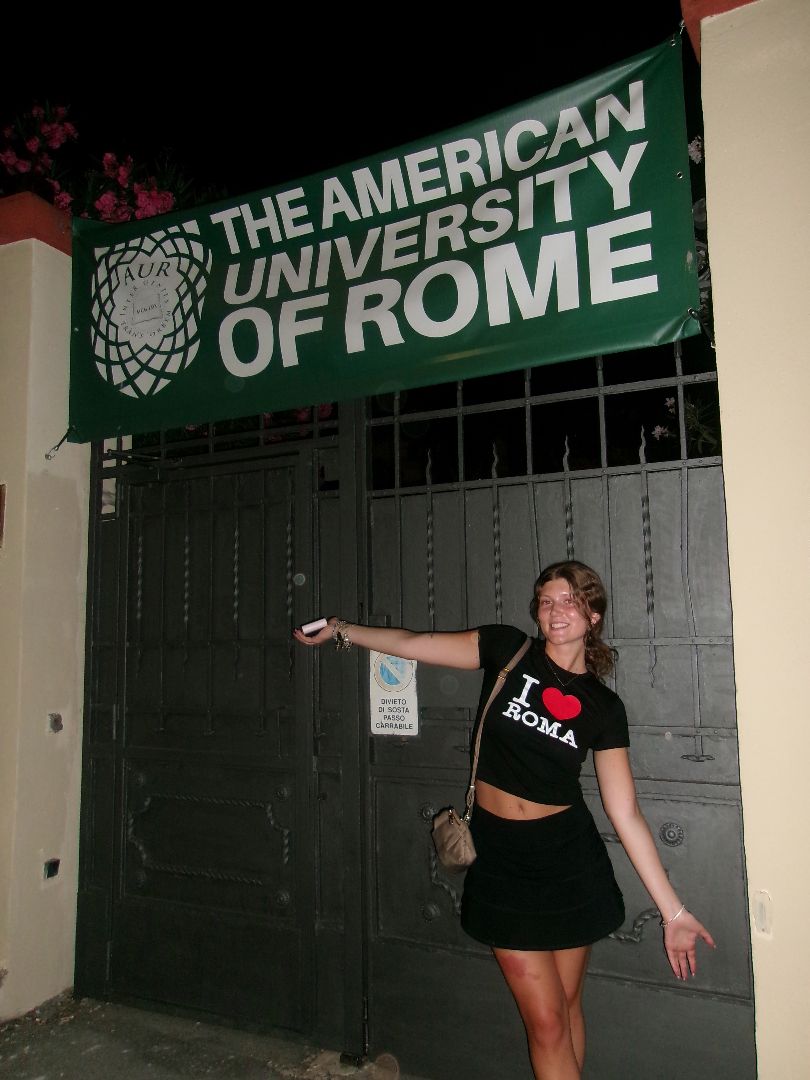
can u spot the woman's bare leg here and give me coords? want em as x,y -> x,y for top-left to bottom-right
552,946 -> 591,1069
493,945 -> 591,1079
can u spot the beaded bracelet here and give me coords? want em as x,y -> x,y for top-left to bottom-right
332,619 -> 353,651
660,903 -> 686,928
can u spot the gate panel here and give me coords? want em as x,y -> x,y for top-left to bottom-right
362,357 -> 755,1079
78,454 -> 321,1033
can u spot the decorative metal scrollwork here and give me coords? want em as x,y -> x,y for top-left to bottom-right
422,808 -> 463,915
563,436 -> 575,560
427,847 -> 463,916
609,907 -> 660,945
425,450 -> 435,630
491,444 -> 503,623
681,734 -> 714,763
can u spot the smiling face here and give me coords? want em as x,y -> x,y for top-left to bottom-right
535,578 -> 600,648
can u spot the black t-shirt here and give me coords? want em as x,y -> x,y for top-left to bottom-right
474,624 -> 630,805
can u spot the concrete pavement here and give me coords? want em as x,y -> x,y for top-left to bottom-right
0,993 -> 427,1080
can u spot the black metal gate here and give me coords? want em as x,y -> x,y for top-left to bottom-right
75,416 -> 364,1046
76,340 -> 756,1079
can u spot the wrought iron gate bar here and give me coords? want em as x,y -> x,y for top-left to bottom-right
425,451 -> 435,629
491,447 -> 503,623
182,484 -> 191,665
364,371 -> 718,427
232,478 -> 241,674
205,473 -> 216,737
638,428 -> 659,686
365,457 -> 723,501
99,433 -> 339,480
103,449 -> 165,465
562,437 -> 575,560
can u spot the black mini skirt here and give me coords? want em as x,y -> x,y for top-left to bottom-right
460,801 -> 625,952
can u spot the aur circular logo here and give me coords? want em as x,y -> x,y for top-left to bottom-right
89,222 -> 212,398
372,654 -> 416,694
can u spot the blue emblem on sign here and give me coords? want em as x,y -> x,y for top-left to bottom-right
372,653 -> 415,692
378,656 -> 408,687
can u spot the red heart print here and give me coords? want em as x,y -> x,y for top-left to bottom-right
542,687 -> 582,721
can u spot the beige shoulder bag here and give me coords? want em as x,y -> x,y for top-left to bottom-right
431,636 -> 531,872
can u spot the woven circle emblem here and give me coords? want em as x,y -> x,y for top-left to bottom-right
89,222 -> 212,399
659,822 -> 685,847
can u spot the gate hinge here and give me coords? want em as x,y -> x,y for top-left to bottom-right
102,448 -> 181,479
103,449 -> 165,466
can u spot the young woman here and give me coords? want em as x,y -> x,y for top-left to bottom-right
293,560 -> 715,1080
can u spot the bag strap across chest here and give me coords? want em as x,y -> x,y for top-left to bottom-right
463,635 -> 532,821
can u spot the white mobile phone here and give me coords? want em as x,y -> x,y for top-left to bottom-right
300,617 -> 328,635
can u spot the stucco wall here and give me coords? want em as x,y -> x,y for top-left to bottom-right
701,0 -> 810,1075
0,238 -> 90,1019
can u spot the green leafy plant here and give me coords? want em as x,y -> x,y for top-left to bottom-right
652,395 -> 720,456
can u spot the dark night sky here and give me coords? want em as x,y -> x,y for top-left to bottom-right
4,7 -> 694,203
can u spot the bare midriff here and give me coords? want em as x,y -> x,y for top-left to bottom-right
475,779 -> 571,820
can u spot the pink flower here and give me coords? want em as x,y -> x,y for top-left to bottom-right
0,148 -> 20,171
25,136 -> 41,153
40,121 -> 76,150
294,407 -> 311,422
15,157 -> 32,174
94,190 -> 133,223
652,425 -> 671,441
317,403 -> 334,420
54,191 -> 73,211
102,152 -> 119,177
116,155 -> 134,188
133,183 -> 174,219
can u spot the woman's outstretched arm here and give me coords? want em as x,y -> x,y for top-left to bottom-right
293,617 -> 481,670
594,747 -> 716,980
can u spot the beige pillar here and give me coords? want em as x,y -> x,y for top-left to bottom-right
701,0 -> 810,1075
0,223 -> 89,1020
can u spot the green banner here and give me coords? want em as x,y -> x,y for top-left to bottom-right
69,37 -> 699,443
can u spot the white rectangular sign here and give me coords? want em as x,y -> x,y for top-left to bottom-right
369,652 -> 419,736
